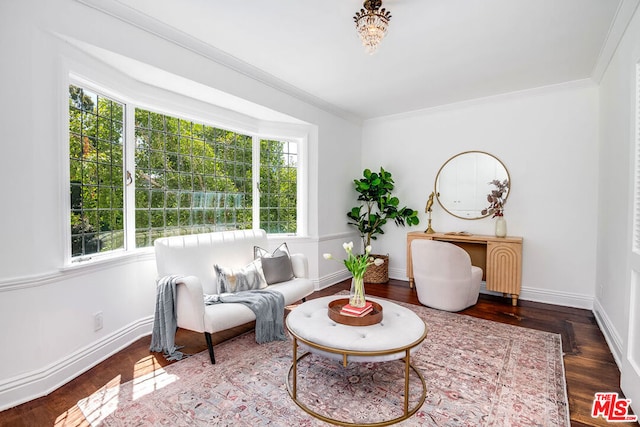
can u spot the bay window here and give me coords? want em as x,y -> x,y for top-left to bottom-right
68,83 -> 300,260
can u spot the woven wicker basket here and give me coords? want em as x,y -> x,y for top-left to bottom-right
364,254 -> 389,284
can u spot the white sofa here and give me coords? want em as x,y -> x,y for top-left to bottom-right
154,229 -> 314,363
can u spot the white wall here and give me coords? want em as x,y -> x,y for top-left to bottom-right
1,0 -> 630,413
362,82 -> 599,308
595,4 -> 640,368
0,0 -> 360,410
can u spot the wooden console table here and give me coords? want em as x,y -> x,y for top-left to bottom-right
406,231 -> 523,306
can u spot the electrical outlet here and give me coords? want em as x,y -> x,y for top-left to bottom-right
94,311 -> 103,331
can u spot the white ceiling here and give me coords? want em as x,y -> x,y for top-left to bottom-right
108,0 -> 632,121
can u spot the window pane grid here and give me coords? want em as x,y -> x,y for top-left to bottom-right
133,109 -> 253,245
259,139 -> 298,234
69,85 -> 125,257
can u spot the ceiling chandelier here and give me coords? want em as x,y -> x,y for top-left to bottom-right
353,0 -> 392,55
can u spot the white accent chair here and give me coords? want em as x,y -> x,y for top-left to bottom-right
410,239 -> 482,312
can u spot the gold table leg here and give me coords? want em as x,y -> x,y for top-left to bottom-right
286,353 -> 426,426
292,337 -> 297,399
404,349 -> 410,415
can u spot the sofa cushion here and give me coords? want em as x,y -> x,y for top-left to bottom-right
214,260 -> 267,293
254,243 -> 295,285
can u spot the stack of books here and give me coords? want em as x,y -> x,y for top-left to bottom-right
340,301 -> 373,317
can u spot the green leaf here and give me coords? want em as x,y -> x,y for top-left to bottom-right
346,166 -> 420,249
357,181 -> 370,191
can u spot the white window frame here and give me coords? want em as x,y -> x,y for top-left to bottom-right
64,74 -> 308,266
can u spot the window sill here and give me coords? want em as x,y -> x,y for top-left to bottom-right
61,247 -> 156,273
267,234 -> 313,243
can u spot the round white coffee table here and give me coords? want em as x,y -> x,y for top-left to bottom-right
285,295 -> 427,426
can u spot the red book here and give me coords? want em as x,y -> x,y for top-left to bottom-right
341,301 -> 373,316
340,306 -> 373,317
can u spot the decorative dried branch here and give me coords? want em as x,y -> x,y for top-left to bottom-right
481,179 -> 509,218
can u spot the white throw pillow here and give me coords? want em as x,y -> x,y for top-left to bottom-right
214,259 -> 267,293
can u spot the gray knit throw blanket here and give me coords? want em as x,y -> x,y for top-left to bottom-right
149,275 -> 186,361
205,289 -> 286,344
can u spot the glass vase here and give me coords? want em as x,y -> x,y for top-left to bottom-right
349,276 -> 367,308
495,216 -> 507,238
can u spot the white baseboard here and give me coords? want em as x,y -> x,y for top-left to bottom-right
317,270 -> 351,291
592,298 -> 624,368
0,316 -> 154,412
517,286 -> 593,309
388,267 -> 594,309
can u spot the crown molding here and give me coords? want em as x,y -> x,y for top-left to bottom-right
365,79 -> 597,124
73,0 -> 362,125
591,0 -> 640,82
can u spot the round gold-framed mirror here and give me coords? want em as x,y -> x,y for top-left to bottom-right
435,151 -> 510,220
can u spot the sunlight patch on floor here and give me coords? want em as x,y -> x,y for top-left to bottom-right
132,356 -> 178,401
54,404 -> 90,427
76,375 -> 121,426
75,356 -> 178,426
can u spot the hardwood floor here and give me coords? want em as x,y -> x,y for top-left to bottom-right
0,279 -> 635,426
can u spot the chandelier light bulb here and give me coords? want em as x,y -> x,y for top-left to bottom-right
353,0 -> 392,55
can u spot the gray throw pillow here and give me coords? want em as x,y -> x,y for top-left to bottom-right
254,242 -> 295,285
214,260 -> 267,293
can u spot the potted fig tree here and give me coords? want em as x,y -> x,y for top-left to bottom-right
347,167 -> 420,283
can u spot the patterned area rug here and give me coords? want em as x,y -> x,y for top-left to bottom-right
78,296 -> 569,426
